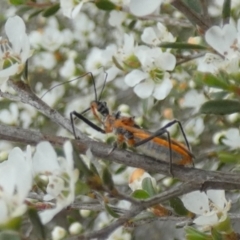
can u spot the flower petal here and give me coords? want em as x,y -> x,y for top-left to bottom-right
207,190 -> 226,209
152,78 -> 172,100
33,142 -> 59,174
156,52 -> 176,71
205,24 -> 237,58
129,0 -> 162,17
133,80 -> 154,98
125,69 -> 147,87
194,213 -> 218,226
182,191 -> 209,215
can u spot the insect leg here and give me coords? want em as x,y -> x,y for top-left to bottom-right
134,128 -> 174,175
70,111 -> 106,139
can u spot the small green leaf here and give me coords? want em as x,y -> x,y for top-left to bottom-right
102,167 -> 115,191
29,9 -> 44,19
131,189 -> 150,199
159,42 -> 207,50
200,100 -> 240,114
222,0 -> 231,23
169,197 -> 190,216
218,152 -> 240,164
42,4 -> 60,17
209,91 -> 229,100
9,0 -> 26,5
112,56 -> 124,71
0,232 -> 21,240
182,0 -> 202,13
104,204 -> 120,218
214,216 -> 233,233
195,72 -> 229,90
185,226 -> 212,240
211,227 -> 223,240
0,218 -> 21,231
75,180 -> 90,195
95,0 -> 116,11
115,165 -> 127,174
28,208 -> 45,239
141,178 -> 156,197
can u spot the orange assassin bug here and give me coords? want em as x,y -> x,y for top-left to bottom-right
69,72 -> 194,174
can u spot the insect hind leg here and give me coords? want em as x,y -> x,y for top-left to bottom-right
134,119 -> 192,175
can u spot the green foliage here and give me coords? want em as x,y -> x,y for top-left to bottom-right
159,42 -> 207,50
141,177 -> 156,197
200,100 -> 240,114
102,167 -> 115,191
169,197 -> 190,216
131,189 -> 150,199
218,151 -> 240,164
0,232 -> 21,240
95,0 -> 117,11
104,203 -> 120,218
28,208 -> 45,240
195,72 -> 230,90
185,227 -> 212,240
222,0 -> 231,21
9,0 -> 26,5
42,4 -> 60,17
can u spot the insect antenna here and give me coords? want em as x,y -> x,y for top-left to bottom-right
98,71 -> 108,101
40,72 -> 91,100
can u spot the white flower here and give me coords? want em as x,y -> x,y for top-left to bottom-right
38,81 -> 65,107
0,146 -> 32,225
60,0 -> 87,19
32,52 -> 56,70
129,0 -> 163,17
181,90 -> 206,111
206,23 -> 239,60
73,13 -> 96,47
0,103 -> 19,125
0,16 -> 31,85
79,209 -> 91,218
116,34 -> 138,68
51,226 -> 66,240
141,22 -> 176,46
200,21 -> 240,73
109,11 -> 127,28
85,46 -> 120,81
107,226 -> 131,240
182,190 -> 231,228
125,47 -> 176,99
41,27 -> 64,52
59,57 -> 76,79
183,117 -> 205,143
33,141 -> 79,224
222,128 -> 240,150
69,222 -> 83,235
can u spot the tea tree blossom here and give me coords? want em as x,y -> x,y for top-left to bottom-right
182,190 -> 231,229
0,16 -> 31,84
125,47 -> 176,99
222,128 -> 240,150
199,20 -> 240,73
141,22 -> 176,46
129,0 -> 163,17
60,0 -> 87,19
33,141 -> 79,224
0,146 -> 32,225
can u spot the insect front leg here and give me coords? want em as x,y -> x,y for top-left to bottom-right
70,111 -> 106,139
